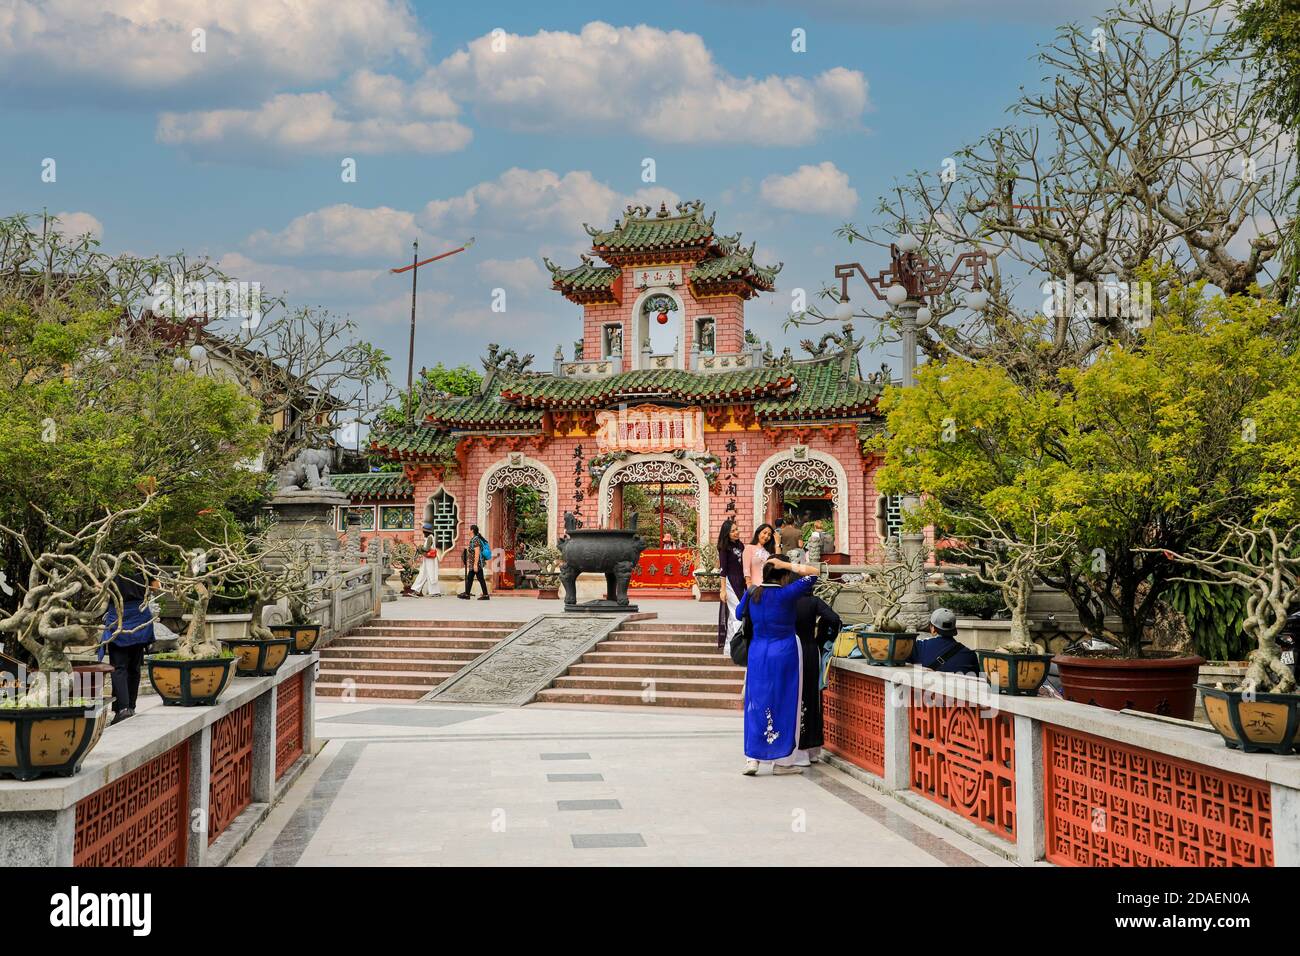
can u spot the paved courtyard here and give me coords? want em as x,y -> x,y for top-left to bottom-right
379,593 -> 721,625
231,698 -> 1009,867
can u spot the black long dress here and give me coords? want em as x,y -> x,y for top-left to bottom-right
793,592 -> 842,751
717,542 -> 747,649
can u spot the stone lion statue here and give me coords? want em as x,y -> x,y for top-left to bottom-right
275,448 -> 334,492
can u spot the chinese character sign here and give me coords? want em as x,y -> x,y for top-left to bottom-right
595,405 -> 705,454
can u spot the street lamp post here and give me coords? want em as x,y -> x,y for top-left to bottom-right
389,237 -> 476,403
833,236 -> 990,629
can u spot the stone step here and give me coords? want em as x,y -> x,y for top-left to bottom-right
593,640 -> 721,655
581,651 -> 735,667
568,662 -> 743,680
314,667 -> 445,686
553,675 -> 744,694
351,626 -> 514,639
607,629 -> 723,644
316,681 -> 429,700
533,687 -> 742,710
319,657 -> 457,674
618,621 -> 717,633
332,634 -> 501,650
319,648 -> 485,664
366,619 -> 528,628
326,638 -> 492,654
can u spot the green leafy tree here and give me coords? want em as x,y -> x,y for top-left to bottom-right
877,283 -> 1294,656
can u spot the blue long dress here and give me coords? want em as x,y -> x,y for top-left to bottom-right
737,575 -> 816,761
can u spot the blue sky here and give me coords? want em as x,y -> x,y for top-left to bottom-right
0,0 -> 1116,379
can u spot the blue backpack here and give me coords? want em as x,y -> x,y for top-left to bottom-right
479,538 -> 492,561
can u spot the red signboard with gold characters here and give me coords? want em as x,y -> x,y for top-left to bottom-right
631,547 -> 695,589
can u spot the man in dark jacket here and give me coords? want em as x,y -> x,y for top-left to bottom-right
908,607 -> 979,675
99,572 -> 156,724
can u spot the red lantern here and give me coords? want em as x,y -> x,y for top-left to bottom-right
656,311 -> 669,325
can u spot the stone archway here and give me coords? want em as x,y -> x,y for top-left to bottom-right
477,454 -> 559,548
628,287 -> 687,370
753,446 -> 849,555
597,454 -> 710,547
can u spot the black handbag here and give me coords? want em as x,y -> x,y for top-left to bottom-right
730,588 -> 757,666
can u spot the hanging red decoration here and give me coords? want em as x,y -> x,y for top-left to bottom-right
656,311 -> 669,325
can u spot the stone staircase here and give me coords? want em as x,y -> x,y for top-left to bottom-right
535,619 -> 743,710
317,618 -> 526,701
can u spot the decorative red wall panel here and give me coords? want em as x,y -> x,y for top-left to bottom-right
74,742 -> 189,867
208,701 -> 255,845
910,696 -> 1017,842
1044,725 -> 1273,867
631,547 -> 695,589
823,666 -> 886,776
275,671 -> 304,779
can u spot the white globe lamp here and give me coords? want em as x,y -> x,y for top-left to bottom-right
173,356 -> 189,372
834,297 -> 854,322
966,289 -> 990,311
188,344 -> 207,362
896,233 -> 921,253
886,284 -> 908,306
916,306 -> 934,326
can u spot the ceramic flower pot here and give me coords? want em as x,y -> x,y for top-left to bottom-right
854,629 -> 917,667
221,635 -> 294,677
1055,654 -> 1205,719
1199,684 -> 1300,754
0,698 -> 111,781
271,624 -> 322,655
977,649 -> 1053,696
145,654 -> 238,706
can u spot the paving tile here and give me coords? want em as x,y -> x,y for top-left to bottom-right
571,833 -> 646,849
540,752 -> 591,760
546,772 -> 604,782
557,799 -> 622,811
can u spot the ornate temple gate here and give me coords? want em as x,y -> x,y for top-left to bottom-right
603,458 -> 699,590
481,456 -> 555,588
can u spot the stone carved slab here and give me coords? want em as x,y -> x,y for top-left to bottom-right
423,614 -> 627,706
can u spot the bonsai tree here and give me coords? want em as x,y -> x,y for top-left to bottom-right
0,498 -> 153,706
524,543 -> 563,588
1163,522 -> 1299,694
824,543 -> 930,633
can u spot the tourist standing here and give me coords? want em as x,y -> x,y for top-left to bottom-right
736,556 -> 820,775
99,571 -> 155,724
743,523 -> 774,589
777,516 -> 803,563
805,520 -> 826,564
792,581 -> 842,765
716,519 -> 747,653
459,524 -> 492,600
411,523 -> 442,597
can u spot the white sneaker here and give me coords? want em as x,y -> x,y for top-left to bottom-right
773,765 -> 805,776
742,759 -> 759,776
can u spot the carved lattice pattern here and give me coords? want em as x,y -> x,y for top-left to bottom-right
275,671 -> 304,779
882,494 -> 904,541
208,701 -> 255,845
910,696 -> 1017,842
823,666 -> 885,776
74,742 -> 188,867
485,465 -> 550,515
604,459 -> 697,521
763,458 -> 839,514
428,488 -> 458,552
1044,725 -> 1273,867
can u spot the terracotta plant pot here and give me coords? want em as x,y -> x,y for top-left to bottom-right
271,624 -> 321,655
695,572 -> 721,603
221,636 -> 294,677
1199,684 -> 1300,754
538,588 -> 559,600
854,629 -> 916,667
0,698 -> 110,781
1055,654 -> 1206,719
977,650 -> 1052,696
146,654 -> 238,706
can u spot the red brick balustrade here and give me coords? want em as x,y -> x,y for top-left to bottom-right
73,742 -> 189,867
910,695 -> 1017,843
1044,725 -> 1273,867
208,700 -> 255,845
823,666 -> 886,776
275,670 -> 305,779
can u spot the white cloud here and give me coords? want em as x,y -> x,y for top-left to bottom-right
477,257 -> 545,289
422,168 -> 622,234
0,0 -> 425,105
430,21 -> 869,145
243,205 -> 450,263
760,162 -> 857,215
52,211 -> 104,241
157,90 -> 472,160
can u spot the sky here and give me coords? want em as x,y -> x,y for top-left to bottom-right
0,0 -> 1120,388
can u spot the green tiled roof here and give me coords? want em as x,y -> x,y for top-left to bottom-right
543,257 -> 620,293
421,386 -> 546,427
498,367 -> 796,408
331,472 -> 413,499
369,424 -> 461,457
587,200 -> 715,253
755,357 -> 883,420
690,240 -> 781,291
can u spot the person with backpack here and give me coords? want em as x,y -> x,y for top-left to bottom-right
458,524 -> 492,600
99,571 -> 156,724
908,607 -> 979,674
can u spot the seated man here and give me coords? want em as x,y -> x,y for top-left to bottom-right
908,607 -> 979,675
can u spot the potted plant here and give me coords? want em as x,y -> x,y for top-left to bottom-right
834,545 -> 926,666
954,515 -> 1067,696
389,537 -> 420,595
526,543 -> 563,600
1166,523 -> 1300,753
693,543 -> 721,603
0,503 -> 146,779
266,546 -> 324,655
